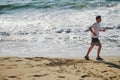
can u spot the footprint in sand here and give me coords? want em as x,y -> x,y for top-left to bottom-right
4,76 -> 20,80
25,58 -> 33,60
33,74 -> 48,77
6,67 -> 13,69
34,75 -> 43,77
0,58 -> 10,62
107,65 -> 113,68
57,75 -> 65,78
4,58 -> 10,60
15,60 -> 23,62
101,70 -> 108,73
8,76 -> 17,78
109,75 -> 117,79
81,74 -> 90,78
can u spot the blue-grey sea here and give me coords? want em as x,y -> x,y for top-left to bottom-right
0,0 -> 120,57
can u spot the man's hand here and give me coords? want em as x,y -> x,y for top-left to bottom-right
89,27 -> 96,36
103,29 -> 105,32
93,32 -> 96,36
100,29 -> 105,32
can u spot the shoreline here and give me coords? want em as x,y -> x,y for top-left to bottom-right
0,56 -> 120,80
0,55 -> 120,59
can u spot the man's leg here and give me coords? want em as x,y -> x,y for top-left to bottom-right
86,44 -> 94,57
96,44 -> 103,60
97,44 -> 102,57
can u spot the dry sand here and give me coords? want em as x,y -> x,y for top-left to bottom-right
0,57 -> 120,80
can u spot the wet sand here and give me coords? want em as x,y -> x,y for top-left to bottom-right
0,57 -> 120,80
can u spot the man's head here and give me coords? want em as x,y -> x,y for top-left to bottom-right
96,15 -> 101,23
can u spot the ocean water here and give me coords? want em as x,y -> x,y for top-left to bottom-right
0,0 -> 120,58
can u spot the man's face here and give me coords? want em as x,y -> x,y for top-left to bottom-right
97,18 -> 102,22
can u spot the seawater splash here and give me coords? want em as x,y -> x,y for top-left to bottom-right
0,0 -> 120,12
0,0 -> 120,57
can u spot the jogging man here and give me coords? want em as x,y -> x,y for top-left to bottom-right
85,15 -> 105,60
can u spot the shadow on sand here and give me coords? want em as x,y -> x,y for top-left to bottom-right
101,61 -> 120,70
45,58 -> 120,70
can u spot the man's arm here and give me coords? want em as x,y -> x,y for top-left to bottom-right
100,29 -> 105,32
89,27 -> 96,36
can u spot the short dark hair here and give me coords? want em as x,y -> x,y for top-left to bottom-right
96,15 -> 101,20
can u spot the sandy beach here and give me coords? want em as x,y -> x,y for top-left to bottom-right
0,57 -> 120,80
0,0 -> 120,80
